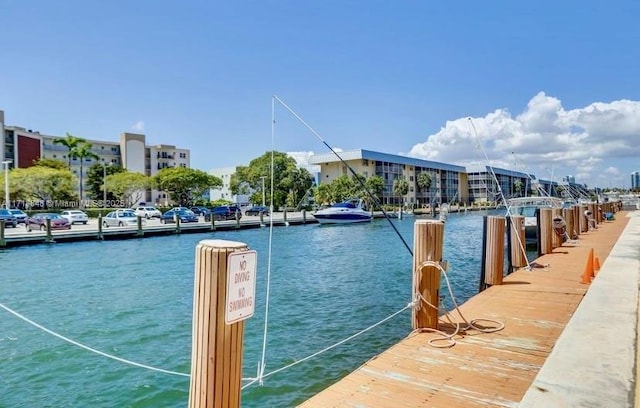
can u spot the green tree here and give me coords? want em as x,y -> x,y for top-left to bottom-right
9,166 -> 77,207
155,167 -> 222,206
53,133 -> 86,169
32,158 -> 69,170
393,175 -> 409,199
231,151 -> 314,209
106,171 -> 155,207
85,163 -> 126,201
72,141 -> 100,202
364,175 -> 384,209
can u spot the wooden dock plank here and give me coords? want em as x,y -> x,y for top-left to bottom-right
300,212 -> 630,407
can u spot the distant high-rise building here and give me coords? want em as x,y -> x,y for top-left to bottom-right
632,171 -> 640,190
563,175 -> 576,184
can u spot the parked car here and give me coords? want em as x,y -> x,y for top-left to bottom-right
207,205 -> 242,221
0,209 -> 18,228
190,206 -> 211,216
134,206 -> 162,219
60,209 -> 89,225
26,213 -> 71,231
245,206 -> 270,216
103,209 -> 145,227
161,209 -> 199,224
8,209 -> 28,224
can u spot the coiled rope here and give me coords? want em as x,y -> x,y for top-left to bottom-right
412,260 -> 504,348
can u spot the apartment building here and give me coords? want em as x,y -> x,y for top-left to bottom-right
1,110 -> 190,205
308,149 -> 468,206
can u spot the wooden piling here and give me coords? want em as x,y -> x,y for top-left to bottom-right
551,208 -> 562,249
481,216 -> 505,289
45,218 -> 54,243
211,214 -> 216,231
572,205 -> 581,237
175,213 -> 181,233
580,205 -> 588,233
97,214 -> 103,240
235,210 -> 240,229
537,208 -> 553,255
508,216 -> 527,272
563,207 -> 574,240
136,216 -> 144,237
302,209 -> 306,224
0,220 -> 5,247
412,219 -> 444,330
189,239 -> 248,408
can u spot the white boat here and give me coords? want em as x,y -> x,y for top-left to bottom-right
313,198 -> 372,224
506,196 -> 567,240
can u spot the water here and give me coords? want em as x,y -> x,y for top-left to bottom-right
0,210 -> 512,407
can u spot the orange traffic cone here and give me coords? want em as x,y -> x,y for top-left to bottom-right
581,248 -> 595,284
594,256 -> 601,274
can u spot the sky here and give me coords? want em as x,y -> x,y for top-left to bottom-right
1,1 -> 639,189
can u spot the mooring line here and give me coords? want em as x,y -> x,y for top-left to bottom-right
242,302 -> 413,389
0,301 -> 190,378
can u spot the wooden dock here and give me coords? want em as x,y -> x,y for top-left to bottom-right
300,212 -> 631,407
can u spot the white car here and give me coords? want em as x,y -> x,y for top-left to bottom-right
9,209 -> 28,224
60,210 -> 89,225
103,209 -> 146,227
134,206 -> 162,219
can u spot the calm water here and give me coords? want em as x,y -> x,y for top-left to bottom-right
0,210 -> 510,407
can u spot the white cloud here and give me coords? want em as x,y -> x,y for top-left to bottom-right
131,120 -> 145,132
405,92 -> 640,187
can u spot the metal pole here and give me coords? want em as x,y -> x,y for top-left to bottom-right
103,163 -> 107,207
2,160 -> 11,209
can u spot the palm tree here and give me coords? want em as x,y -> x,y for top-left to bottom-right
73,142 -> 99,203
393,176 -> 409,209
53,133 -> 86,169
417,172 -> 432,205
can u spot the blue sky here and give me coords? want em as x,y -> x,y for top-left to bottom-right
1,1 -> 639,188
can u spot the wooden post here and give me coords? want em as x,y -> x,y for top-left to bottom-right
45,217 -> 54,243
572,205 -> 581,236
563,207 -> 574,240
176,213 -> 181,234
189,239 -> 248,408
302,209 -> 306,224
398,205 -> 403,220
551,208 -> 562,249
508,215 -> 527,272
482,216 -> 505,288
259,211 -> 264,226
412,219 -> 444,330
538,208 -> 553,255
97,214 -> 103,240
580,205 -> 588,233
136,215 -> 144,237
283,206 -> 288,225
0,220 -> 5,247
235,209 -> 240,229
211,214 -> 216,231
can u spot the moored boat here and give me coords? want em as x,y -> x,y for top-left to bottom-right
313,198 -> 372,224
506,196 -> 567,241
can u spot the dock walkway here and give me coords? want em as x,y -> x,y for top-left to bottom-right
301,211 -> 634,407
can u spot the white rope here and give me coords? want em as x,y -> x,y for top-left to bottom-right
254,99 -> 278,385
412,260 -> 505,348
0,301 -> 190,378
241,303 -> 413,389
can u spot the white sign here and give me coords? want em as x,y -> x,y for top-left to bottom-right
225,250 -> 257,324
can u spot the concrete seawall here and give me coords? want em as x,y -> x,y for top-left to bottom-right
519,211 -> 640,407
